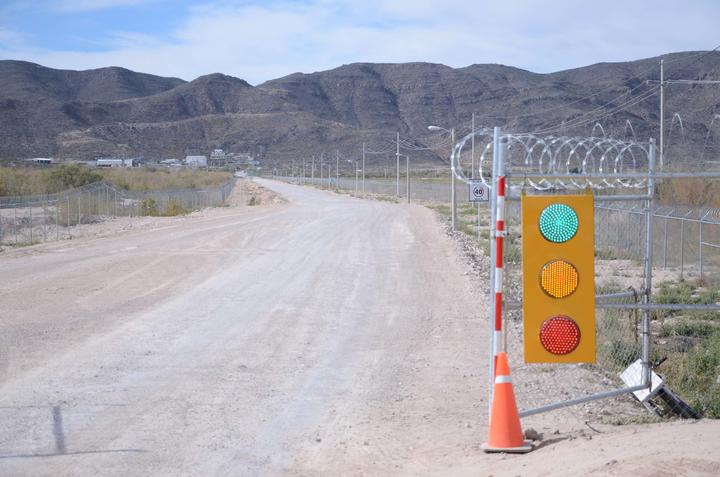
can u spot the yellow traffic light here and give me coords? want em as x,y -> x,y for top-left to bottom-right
521,192 -> 595,363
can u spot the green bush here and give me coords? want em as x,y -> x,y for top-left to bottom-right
660,320 -> 717,338
664,331 -> 720,418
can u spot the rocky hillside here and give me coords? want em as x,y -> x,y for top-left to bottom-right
1,52 -> 719,167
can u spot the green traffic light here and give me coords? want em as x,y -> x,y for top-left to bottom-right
539,203 -> 578,243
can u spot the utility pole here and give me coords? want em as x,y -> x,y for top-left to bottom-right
396,132 -> 400,197
660,59 -> 665,171
362,143 -> 366,193
648,59 -> 720,170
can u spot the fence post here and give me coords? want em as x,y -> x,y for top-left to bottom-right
642,138 -> 656,389
29,205 -> 33,245
43,201 -> 47,242
699,215 -> 704,280
13,205 -> 17,245
56,201 -> 60,241
77,195 -> 81,225
680,217 -> 685,279
663,217 -> 668,268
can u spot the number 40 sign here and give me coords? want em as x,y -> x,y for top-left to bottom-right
468,180 -> 490,202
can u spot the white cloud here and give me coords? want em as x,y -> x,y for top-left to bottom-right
49,0 -> 165,12
1,0 -> 718,83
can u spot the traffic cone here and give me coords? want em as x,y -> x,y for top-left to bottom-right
481,352 -> 533,453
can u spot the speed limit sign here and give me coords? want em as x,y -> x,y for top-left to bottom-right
469,180 -> 489,202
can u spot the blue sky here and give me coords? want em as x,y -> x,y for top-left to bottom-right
0,0 -> 718,84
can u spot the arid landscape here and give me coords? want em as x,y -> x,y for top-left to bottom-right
0,179 -> 718,476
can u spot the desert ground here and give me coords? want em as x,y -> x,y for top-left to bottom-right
0,179 -> 718,476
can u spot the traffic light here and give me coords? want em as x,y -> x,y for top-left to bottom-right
521,192 -> 595,363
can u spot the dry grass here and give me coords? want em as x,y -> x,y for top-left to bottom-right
0,166 -> 232,196
656,179 -> 720,208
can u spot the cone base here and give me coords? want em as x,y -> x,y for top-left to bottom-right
481,440 -> 533,454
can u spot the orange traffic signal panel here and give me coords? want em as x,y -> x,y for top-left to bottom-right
521,192 -> 596,363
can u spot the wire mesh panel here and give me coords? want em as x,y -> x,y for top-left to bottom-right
0,179 -> 236,248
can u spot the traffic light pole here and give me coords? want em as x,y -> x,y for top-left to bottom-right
642,139 -> 656,388
488,127 -> 503,408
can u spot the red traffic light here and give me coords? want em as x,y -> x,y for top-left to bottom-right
539,315 -> 581,355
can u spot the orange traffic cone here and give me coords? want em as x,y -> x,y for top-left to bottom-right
482,352 -> 533,453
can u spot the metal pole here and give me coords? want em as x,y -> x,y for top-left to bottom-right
451,128 -> 456,231
699,216 -> 704,280
29,205 -> 33,244
396,132 -> 400,197
406,155 -> 410,204
336,150 -> 339,189
55,201 -> 59,241
488,126 -> 500,411
659,59 -> 665,171
642,139 -> 656,388
13,205 -> 17,245
355,161 -> 358,195
663,217 -> 668,268
362,143 -> 366,193
471,113 -> 475,179
312,155 -> 315,180
680,217 -> 685,278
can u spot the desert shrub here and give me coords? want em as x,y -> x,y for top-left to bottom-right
663,331 -> 720,418
140,197 -> 158,216
163,201 -> 187,216
48,164 -> 102,192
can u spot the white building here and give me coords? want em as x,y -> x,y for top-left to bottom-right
185,155 -> 208,168
97,158 -> 134,168
25,157 -> 54,165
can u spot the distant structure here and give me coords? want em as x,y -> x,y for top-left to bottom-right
96,158 -> 135,168
185,155 -> 208,168
160,158 -> 182,167
25,157 -> 54,165
209,149 -> 233,167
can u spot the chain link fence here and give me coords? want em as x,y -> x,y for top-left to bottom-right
281,173 -> 720,418
0,179 -> 236,247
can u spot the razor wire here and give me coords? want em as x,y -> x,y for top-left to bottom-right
451,129 -> 652,191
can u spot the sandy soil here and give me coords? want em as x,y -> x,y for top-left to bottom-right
0,178 -> 717,476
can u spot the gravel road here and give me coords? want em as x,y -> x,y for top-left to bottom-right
3,179 -> 718,476
0,179 -> 488,475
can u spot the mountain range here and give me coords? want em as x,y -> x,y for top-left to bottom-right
1,51 -> 720,168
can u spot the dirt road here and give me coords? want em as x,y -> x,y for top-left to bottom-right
0,179 -> 487,475
1,179 -> 718,476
